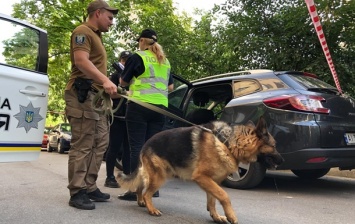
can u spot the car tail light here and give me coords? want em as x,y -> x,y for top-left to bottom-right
263,95 -> 330,114
306,157 -> 328,163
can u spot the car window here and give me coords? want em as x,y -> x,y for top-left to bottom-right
288,74 -> 335,89
186,91 -> 210,115
186,84 -> 233,120
233,80 -> 262,97
44,127 -> 51,134
259,78 -> 288,90
0,19 -> 40,71
168,81 -> 188,110
233,78 -> 287,98
61,123 -> 71,132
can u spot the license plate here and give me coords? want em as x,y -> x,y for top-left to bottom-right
344,133 -> 355,145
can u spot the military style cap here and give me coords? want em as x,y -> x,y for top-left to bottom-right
119,51 -> 132,60
87,0 -> 118,15
136,29 -> 158,42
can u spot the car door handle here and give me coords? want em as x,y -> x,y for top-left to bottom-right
19,89 -> 47,97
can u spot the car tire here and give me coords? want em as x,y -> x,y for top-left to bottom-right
47,143 -> 54,152
222,162 -> 266,189
291,168 -> 330,179
57,141 -> 64,154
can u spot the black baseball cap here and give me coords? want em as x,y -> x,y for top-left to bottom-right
87,0 -> 118,15
119,51 -> 132,60
136,29 -> 158,42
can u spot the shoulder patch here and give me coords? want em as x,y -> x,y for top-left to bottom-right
75,34 -> 86,45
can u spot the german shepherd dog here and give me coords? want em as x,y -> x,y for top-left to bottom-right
117,117 -> 283,224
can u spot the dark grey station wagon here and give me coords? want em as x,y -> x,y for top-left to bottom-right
164,69 -> 355,189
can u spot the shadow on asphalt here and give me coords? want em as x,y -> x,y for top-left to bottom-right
253,171 -> 355,195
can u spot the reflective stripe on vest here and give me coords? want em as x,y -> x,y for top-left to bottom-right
130,50 -> 171,107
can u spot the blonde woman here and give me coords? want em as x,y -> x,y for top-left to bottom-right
119,29 -> 174,200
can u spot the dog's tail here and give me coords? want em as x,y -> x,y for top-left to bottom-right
116,167 -> 143,192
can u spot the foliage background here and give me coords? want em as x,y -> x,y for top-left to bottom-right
10,0 -> 355,125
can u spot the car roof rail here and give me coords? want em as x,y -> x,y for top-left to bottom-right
191,69 -> 274,83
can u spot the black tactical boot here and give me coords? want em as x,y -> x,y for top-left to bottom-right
88,188 -> 110,202
69,190 -> 95,210
104,177 -> 120,188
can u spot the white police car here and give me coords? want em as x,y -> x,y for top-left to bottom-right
0,13 -> 49,162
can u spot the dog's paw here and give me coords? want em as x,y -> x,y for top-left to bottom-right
227,216 -> 238,224
138,200 -> 146,207
212,215 -> 229,223
148,208 -> 162,216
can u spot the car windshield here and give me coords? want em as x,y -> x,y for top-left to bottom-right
61,124 -> 71,132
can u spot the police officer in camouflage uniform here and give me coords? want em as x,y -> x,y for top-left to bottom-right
64,0 -> 118,210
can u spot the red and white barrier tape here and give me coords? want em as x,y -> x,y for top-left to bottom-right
304,0 -> 342,93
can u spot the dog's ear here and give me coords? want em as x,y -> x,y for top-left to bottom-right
255,116 -> 268,138
245,120 -> 255,128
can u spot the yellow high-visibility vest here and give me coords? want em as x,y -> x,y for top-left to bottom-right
130,50 -> 171,107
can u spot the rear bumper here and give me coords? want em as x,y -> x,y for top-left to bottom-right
277,147 -> 355,170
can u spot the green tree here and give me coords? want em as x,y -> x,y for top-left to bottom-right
111,0 -> 194,77
214,0 -> 355,96
11,0 -> 197,123
10,0 -> 355,119
12,0 -> 90,122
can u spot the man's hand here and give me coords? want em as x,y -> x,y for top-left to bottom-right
117,86 -> 127,95
103,80 -> 117,95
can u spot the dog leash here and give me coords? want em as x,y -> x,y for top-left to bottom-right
92,86 -> 213,133
91,88 -> 125,124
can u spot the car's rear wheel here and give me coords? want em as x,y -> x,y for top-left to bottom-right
47,143 -> 53,152
222,162 -> 266,189
57,141 -> 64,154
291,168 -> 330,179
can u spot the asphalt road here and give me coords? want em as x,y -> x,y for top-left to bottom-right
1,151 -> 355,224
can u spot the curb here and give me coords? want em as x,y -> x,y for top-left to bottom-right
270,168 -> 355,179
327,168 -> 355,179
